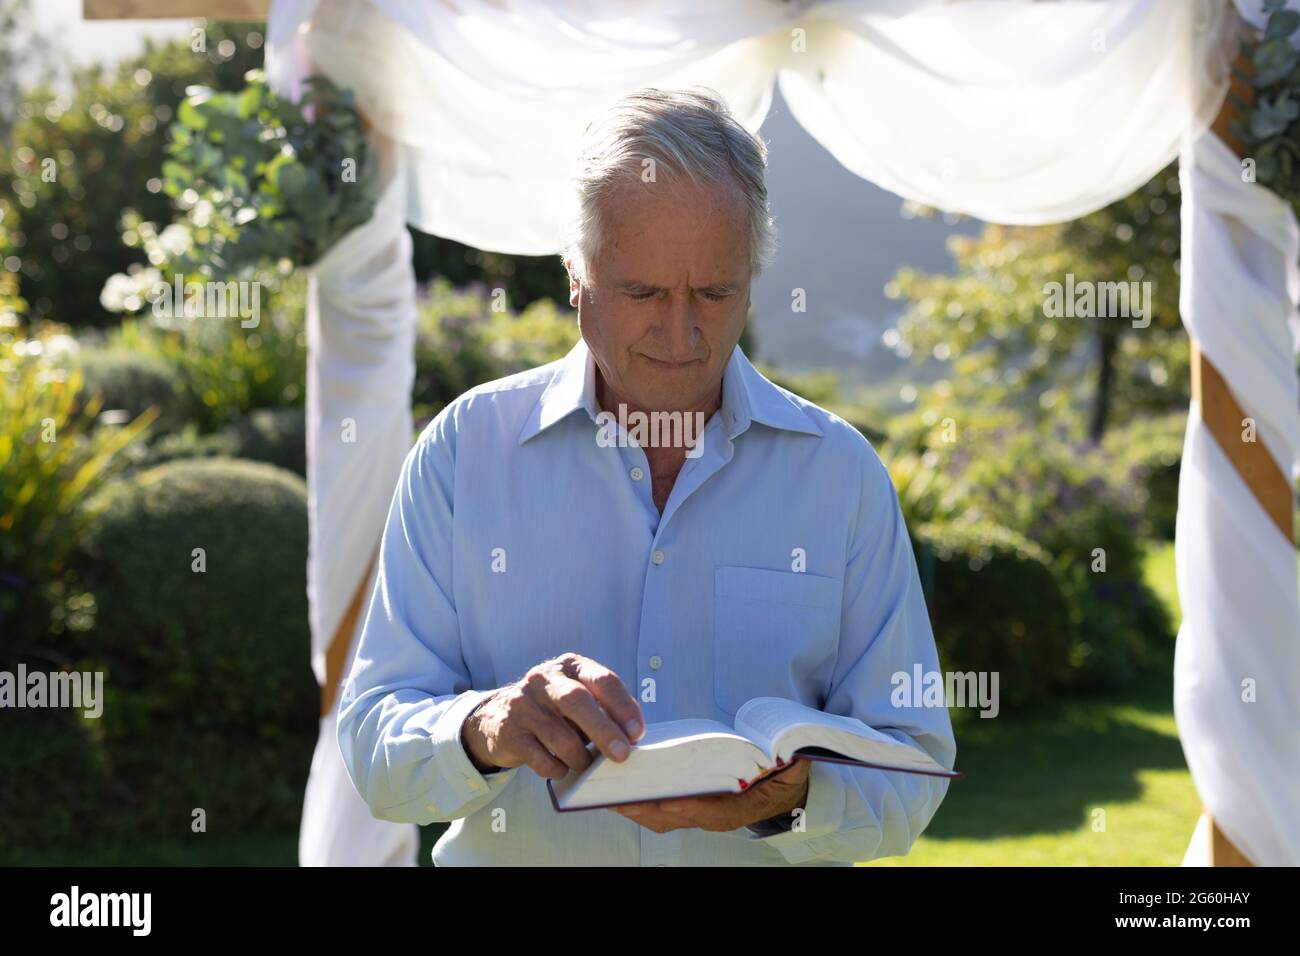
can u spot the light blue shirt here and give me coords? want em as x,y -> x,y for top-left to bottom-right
338,338 -> 956,866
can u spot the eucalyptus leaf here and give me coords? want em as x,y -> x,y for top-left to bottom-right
1266,9 -> 1300,40
1250,98 -> 1298,139
176,97 -> 209,131
1253,37 -> 1299,87
152,73 -> 377,277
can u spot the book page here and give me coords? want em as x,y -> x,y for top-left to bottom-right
734,696 -> 844,754
735,697 -> 952,776
550,719 -> 769,809
632,718 -> 745,748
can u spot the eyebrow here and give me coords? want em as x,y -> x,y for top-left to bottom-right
614,280 -> 743,295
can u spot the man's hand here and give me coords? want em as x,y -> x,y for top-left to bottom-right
612,757 -> 810,833
461,653 -> 644,778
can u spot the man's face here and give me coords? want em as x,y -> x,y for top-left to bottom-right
569,174 -> 752,415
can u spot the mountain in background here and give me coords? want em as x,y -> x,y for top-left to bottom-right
752,89 -> 980,397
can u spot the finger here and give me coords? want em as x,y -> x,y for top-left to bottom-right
654,796 -> 714,817
562,716 -> 590,743
514,734 -> 570,780
753,760 -> 805,785
660,793 -> 756,832
612,800 -> 657,815
523,692 -> 597,772
545,676 -> 634,762
562,656 -> 645,742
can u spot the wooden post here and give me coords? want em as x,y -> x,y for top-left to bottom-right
319,555 -> 377,717
82,0 -> 268,19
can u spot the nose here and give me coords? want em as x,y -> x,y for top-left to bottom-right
658,294 -> 703,362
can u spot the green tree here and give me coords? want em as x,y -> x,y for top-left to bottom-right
1,21 -> 265,328
888,166 -> 1186,443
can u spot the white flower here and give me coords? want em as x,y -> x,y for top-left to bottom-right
43,334 -> 80,360
158,223 -> 192,258
100,272 -> 136,312
189,199 -> 214,229
100,267 -> 163,313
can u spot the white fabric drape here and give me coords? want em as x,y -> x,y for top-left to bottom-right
1174,130 -> 1300,868
266,0 -> 1299,866
298,148 -> 420,866
269,0 -> 1237,251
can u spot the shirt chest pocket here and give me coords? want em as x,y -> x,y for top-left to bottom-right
712,565 -> 842,717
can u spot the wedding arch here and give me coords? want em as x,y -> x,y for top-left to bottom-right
86,0 -> 1300,868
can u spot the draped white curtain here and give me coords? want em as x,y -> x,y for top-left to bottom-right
268,0 -> 1300,866
270,0 -> 1235,247
1175,129 -> 1300,867
298,142 -> 421,866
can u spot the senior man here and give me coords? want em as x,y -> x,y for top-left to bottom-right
337,88 -> 956,866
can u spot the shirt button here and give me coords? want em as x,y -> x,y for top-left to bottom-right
425,804 -> 437,814
467,777 -> 483,791
648,655 -> 663,671
630,466 -> 644,481
651,549 -> 665,565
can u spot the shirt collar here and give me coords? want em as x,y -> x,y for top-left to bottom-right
518,338 -> 823,445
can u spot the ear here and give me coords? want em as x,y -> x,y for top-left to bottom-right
565,259 -> 582,309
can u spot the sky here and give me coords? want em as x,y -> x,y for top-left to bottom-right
24,0 -> 188,84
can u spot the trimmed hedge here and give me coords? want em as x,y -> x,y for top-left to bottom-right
136,407 -> 306,477
913,521 -> 1074,712
220,407 -> 306,477
74,457 -> 316,729
74,347 -> 192,434
901,426 -> 1177,696
25,458 -> 321,849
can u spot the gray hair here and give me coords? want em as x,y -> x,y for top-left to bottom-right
561,87 -> 776,282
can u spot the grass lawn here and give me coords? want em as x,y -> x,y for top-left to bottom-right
864,665 -> 1197,866
868,541 -> 1300,866
18,541 -> 1293,866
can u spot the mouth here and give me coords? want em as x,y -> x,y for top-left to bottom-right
639,355 -> 703,371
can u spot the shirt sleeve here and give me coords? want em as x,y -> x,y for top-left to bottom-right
336,405 -> 519,825
743,447 -> 957,864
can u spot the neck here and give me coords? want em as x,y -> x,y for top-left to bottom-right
594,374 -> 722,430
595,372 -> 721,476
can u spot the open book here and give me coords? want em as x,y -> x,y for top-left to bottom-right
547,696 -> 960,812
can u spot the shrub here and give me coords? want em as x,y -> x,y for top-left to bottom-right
52,458 -> 319,843
947,428 -> 1174,690
74,346 -> 192,435
1102,411 -> 1185,541
135,407 -> 306,477
756,365 -> 840,406
889,421 -> 1175,696
71,457 -> 315,728
881,446 -> 966,528
412,280 -> 577,419
912,521 -> 1074,713
0,707 -> 115,858
109,276 -> 307,433
0,322 -> 155,654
